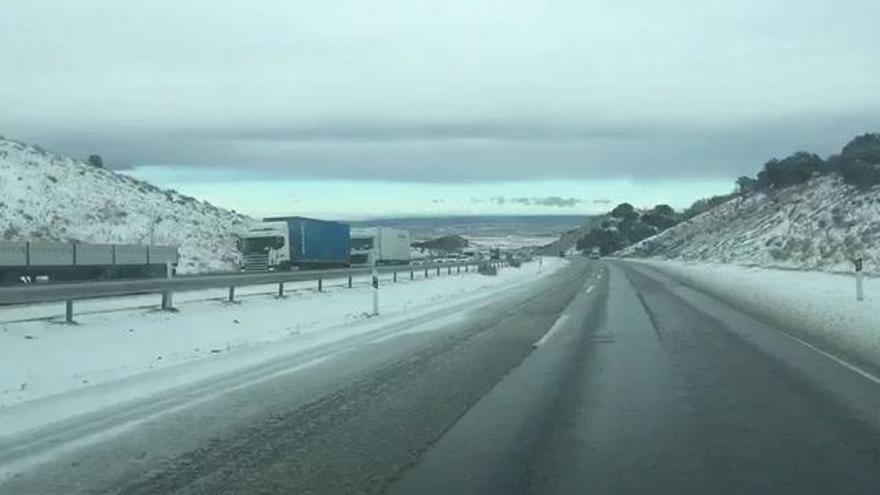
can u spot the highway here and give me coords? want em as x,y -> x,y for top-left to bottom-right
2,259 -> 880,494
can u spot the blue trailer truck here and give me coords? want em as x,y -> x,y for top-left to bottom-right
237,216 -> 351,271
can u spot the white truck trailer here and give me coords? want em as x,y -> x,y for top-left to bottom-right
350,227 -> 411,266
0,242 -> 179,285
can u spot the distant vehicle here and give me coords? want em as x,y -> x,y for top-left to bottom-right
0,241 -> 178,285
589,247 -> 601,259
238,216 -> 350,271
350,227 -> 411,266
461,248 -> 479,260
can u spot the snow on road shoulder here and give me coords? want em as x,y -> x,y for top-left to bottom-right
0,258 -> 567,416
628,259 -> 880,373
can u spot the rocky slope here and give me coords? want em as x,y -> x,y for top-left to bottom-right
0,136 -> 255,273
619,175 -> 880,274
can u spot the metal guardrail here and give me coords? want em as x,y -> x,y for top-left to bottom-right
0,260 -> 507,323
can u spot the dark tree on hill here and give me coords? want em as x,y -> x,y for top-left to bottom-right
829,133 -> 880,188
576,227 -> 625,255
755,151 -> 824,190
610,202 -> 635,219
736,176 -> 759,193
653,204 -> 674,216
87,154 -> 104,168
682,192 -> 739,220
618,216 -> 657,243
641,211 -> 677,230
840,133 -> 880,162
640,204 -> 679,230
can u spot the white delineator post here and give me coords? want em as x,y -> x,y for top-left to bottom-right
857,271 -> 864,302
854,258 -> 865,302
372,268 -> 380,316
162,261 -> 174,310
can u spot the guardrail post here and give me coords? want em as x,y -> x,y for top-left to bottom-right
348,275 -> 353,288
457,264 -> 460,274
436,266 -> 441,276
228,286 -> 235,303
393,271 -> 397,282
410,270 -> 414,280
447,266 -> 451,275
277,282 -> 284,298
425,268 -> 429,278
318,278 -> 323,292
465,264 -> 469,273
65,300 -> 75,324
161,261 -> 174,311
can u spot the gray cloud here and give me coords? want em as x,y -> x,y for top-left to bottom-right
23,112 -> 876,183
532,197 -> 582,208
495,196 -> 583,208
195,120 -> 675,143
1,0 -> 879,184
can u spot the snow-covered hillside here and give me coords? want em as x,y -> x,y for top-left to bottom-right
0,137 -> 255,273
620,175 -> 880,274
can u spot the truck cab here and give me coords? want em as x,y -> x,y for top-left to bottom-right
350,227 -> 411,267
238,217 -> 351,271
238,222 -> 290,271
350,230 -> 377,266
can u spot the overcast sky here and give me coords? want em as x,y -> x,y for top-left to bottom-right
1,0 -> 878,218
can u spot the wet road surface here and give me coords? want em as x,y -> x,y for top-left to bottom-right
3,259 -> 880,494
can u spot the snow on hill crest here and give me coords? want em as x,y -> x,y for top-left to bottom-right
0,136 -> 256,273
619,175 -> 880,274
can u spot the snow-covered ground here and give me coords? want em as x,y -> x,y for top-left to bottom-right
629,259 -> 880,373
620,176 -> 880,275
0,257 -> 566,434
465,235 -> 556,250
0,137 -> 255,273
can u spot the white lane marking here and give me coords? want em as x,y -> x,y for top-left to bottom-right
533,314 -> 569,349
585,285 -> 595,294
773,327 -> 880,386
0,354 -> 335,482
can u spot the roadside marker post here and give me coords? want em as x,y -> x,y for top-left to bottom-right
65,299 -> 74,324
161,261 -> 174,311
854,258 -> 864,302
371,269 -> 379,316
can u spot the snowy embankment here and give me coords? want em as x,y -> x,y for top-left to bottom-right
629,259 -> 880,373
620,176 -> 880,275
0,137 -> 254,273
0,258 -> 566,430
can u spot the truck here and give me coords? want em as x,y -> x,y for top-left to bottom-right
349,227 -> 411,266
0,241 -> 179,285
237,216 -> 350,271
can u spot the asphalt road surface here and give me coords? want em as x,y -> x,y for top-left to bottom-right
3,259 -> 880,494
